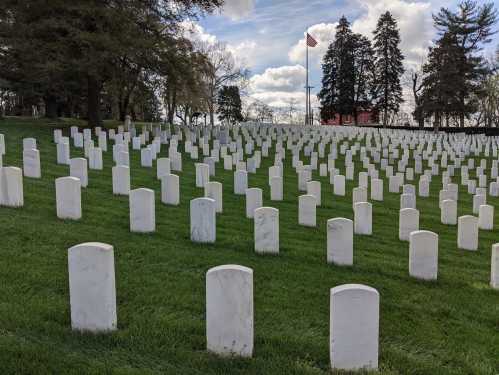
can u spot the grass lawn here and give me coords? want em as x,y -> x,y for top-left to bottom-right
0,117 -> 498,375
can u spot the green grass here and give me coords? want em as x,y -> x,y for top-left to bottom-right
0,117 -> 498,375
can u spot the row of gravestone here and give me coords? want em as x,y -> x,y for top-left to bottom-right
67,241 -> 498,370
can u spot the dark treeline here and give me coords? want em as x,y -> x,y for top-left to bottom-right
0,1 -> 247,127
319,0 -> 498,128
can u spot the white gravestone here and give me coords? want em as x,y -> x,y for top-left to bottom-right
68,242 -> 117,332
399,208 -> 419,241
161,174 -> 180,205
478,204 -> 494,230
354,202 -> 372,235
270,176 -> 283,201
206,265 -> 253,357
458,215 -> 478,251
70,158 -> 88,188
254,207 -> 279,254
371,178 -> 383,201
195,163 -> 210,188
327,218 -> 353,266
156,158 -> 171,180
190,198 -> 216,243
129,188 -> 155,233
333,175 -> 346,196
299,195 -> 316,227
330,284 -> 379,371
57,142 -> 70,165
205,181 -> 223,213
23,149 -> 41,178
56,177 -> 81,220
89,147 -> 103,170
0,167 -> 24,207
245,188 -> 262,219
306,181 -> 321,206
234,170 -> 248,195
409,230 -> 438,280
440,199 -> 457,225
112,166 -> 130,196
491,243 -> 499,289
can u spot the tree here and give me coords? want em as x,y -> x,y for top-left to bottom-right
217,85 -> 243,124
420,33 -> 467,129
373,11 -> 405,126
0,0 -> 223,126
318,16 -> 355,125
196,41 -> 249,127
433,0 -> 497,127
352,34 -> 375,125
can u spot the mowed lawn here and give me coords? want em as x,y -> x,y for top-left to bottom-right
0,118 -> 498,375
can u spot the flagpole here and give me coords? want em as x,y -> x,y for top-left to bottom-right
306,34 -> 309,126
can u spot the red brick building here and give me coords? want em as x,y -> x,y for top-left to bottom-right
321,110 -> 375,125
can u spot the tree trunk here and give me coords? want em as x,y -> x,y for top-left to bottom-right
87,75 -> 102,127
45,94 -> 58,119
459,112 -> 465,128
418,116 -> 424,129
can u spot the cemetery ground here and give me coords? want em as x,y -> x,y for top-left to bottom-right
0,117 -> 498,375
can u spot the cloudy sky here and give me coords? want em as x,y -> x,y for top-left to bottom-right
187,0 -> 499,112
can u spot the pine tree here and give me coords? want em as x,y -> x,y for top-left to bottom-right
373,11 -> 405,126
318,16 -> 355,125
217,86 -> 243,124
352,34 -> 375,125
433,0 -> 497,127
421,33 -> 467,129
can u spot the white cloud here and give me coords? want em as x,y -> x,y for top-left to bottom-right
250,65 -> 306,93
180,20 -> 217,45
288,22 -> 338,65
351,0 -> 434,67
222,0 -> 256,20
247,65 -> 316,109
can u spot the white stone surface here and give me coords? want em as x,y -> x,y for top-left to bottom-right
206,265 -> 253,357
333,175 -> 346,196
89,147 -> 103,170
458,215 -> 478,251
56,177 -> 81,220
400,193 -> 416,209
270,176 -> 283,201
409,230 -> 438,280
440,199 -> 457,225
371,178 -> 383,201
399,208 -> 419,241
478,204 -> 494,230
254,207 -> 279,254
23,149 -> 41,178
112,166 -> 130,196
234,170 -> 248,195
299,194 -> 316,227
57,142 -> 70,165
157,158 -> 171,180
327,218 -> 353,266
472,194 -> 486,215
70,158 -> 88,188
354,202 -> 372,235
161,174 -> 180,206
330,284 -> 379,370
245,188 -> 262,219
23,138 -> 36,151
68,242 -> 117,332
0,167 -> 24,207
195,163 -> 210,188
190,197 -> 216,243
129,188 -> 155,233
141,148 -> 153,167
491,243 -> 499,289
306,181 -> 321,206
205,181 -> 223,213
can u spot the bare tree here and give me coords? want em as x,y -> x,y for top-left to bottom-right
196,41 -> 249,126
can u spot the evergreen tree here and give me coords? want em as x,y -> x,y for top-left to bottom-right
432,0 -> 497,127
318,16 -> 355,125
373,11 -> 405,126
352,34 -> 375,125
420,33 -> 468,129
217,85 -> 243,124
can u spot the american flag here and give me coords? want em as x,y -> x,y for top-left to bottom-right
306,33 -> 318,47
